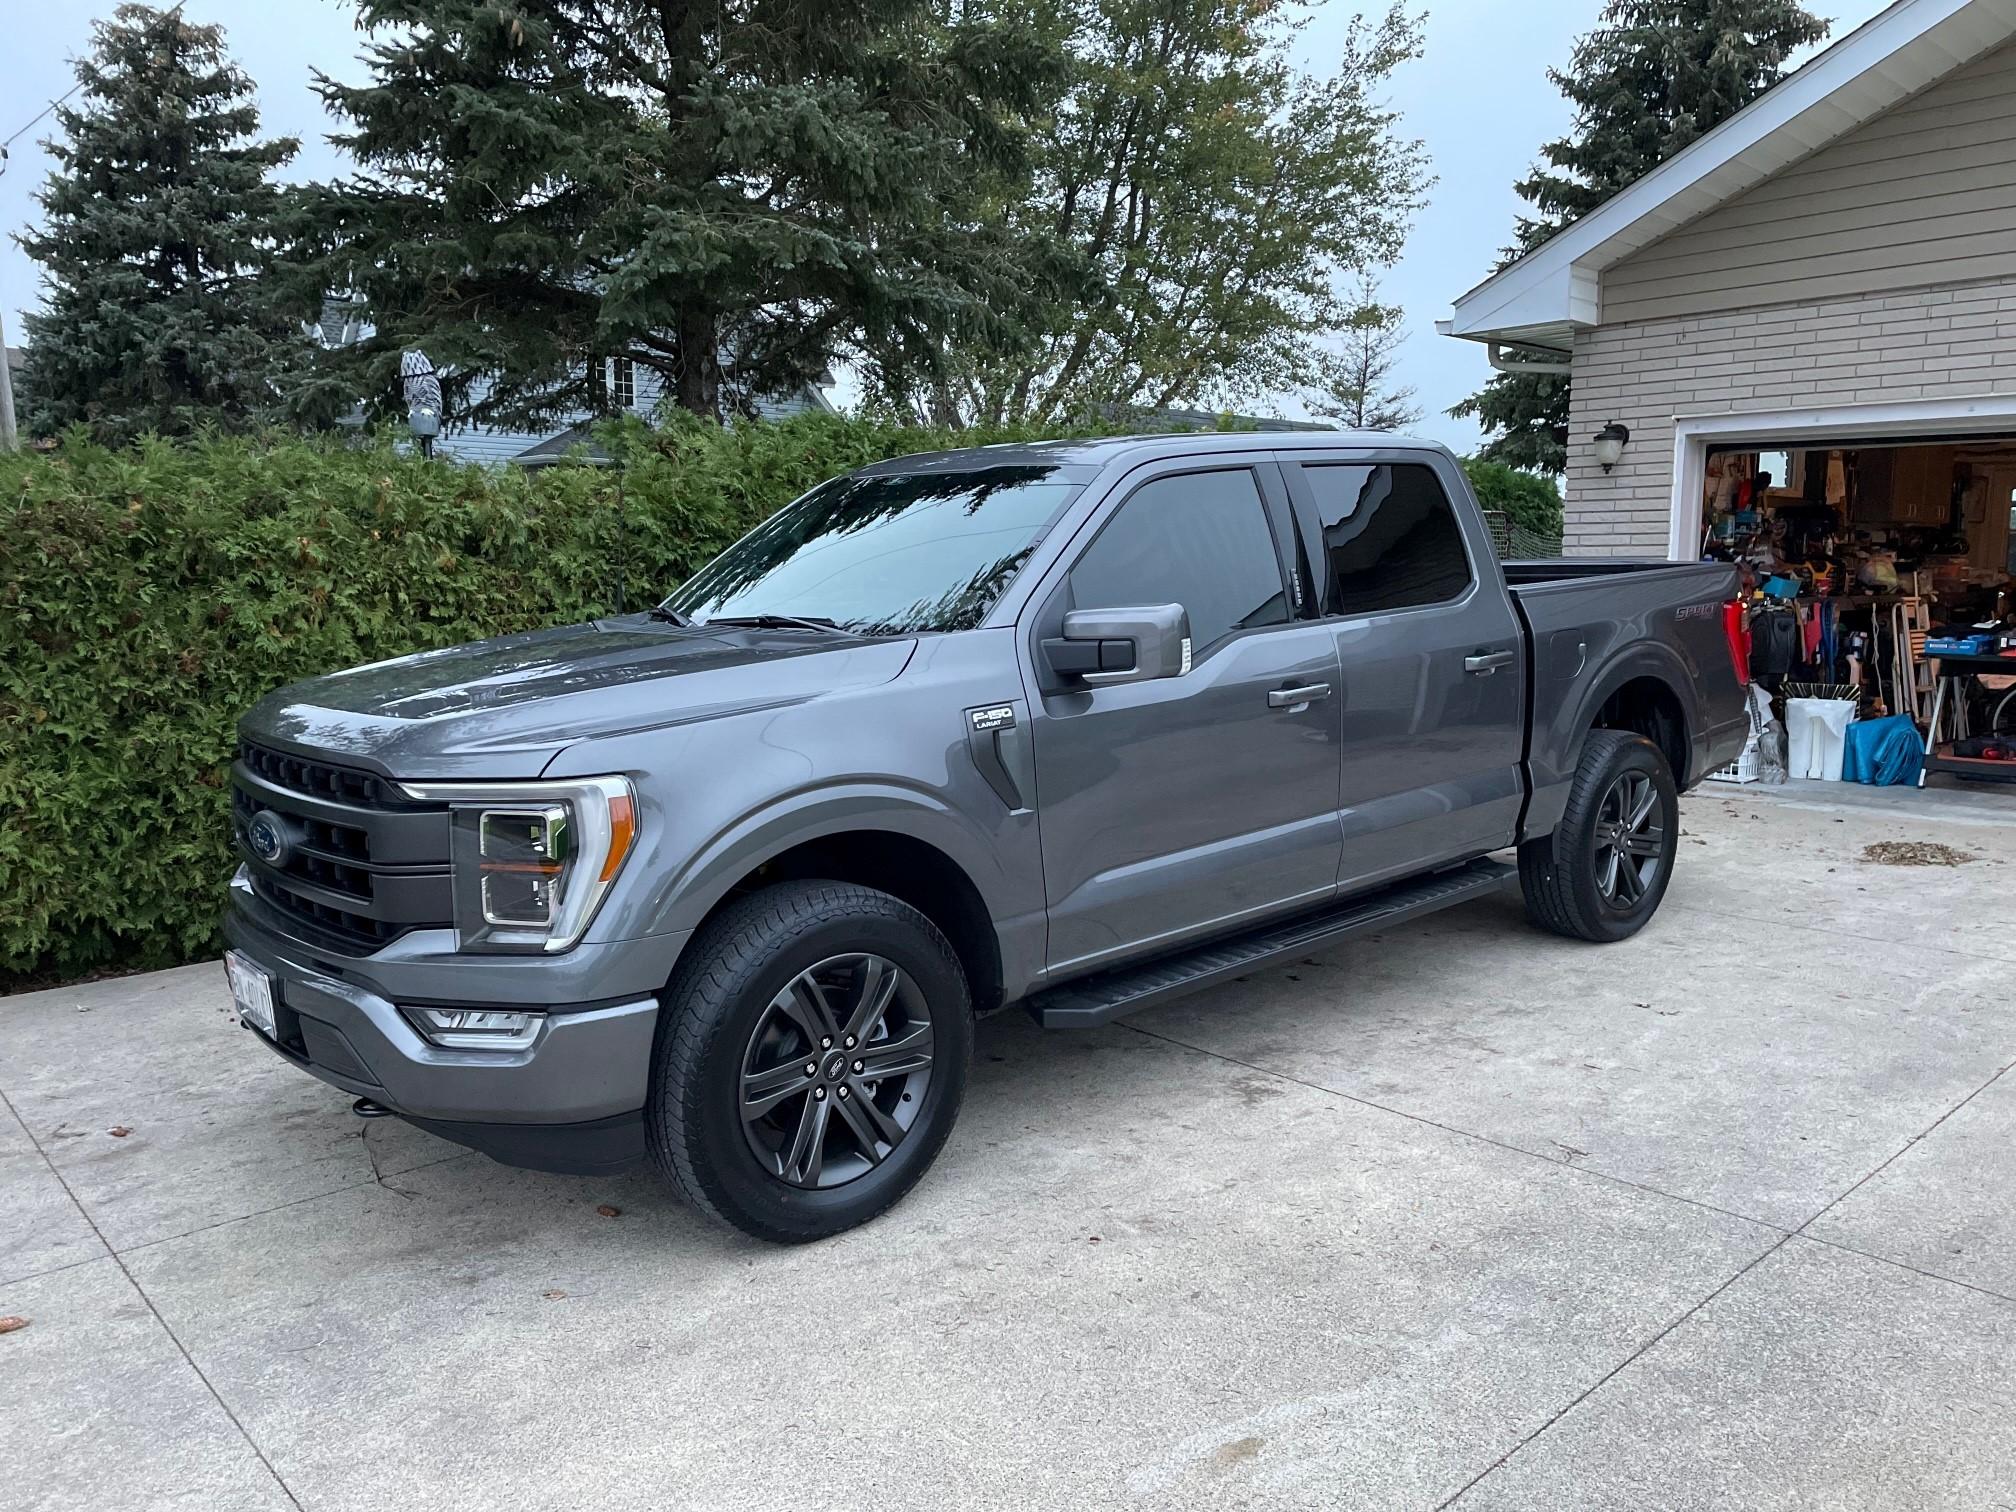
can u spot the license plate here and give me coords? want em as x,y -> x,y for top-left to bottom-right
225,950 -> 277,1037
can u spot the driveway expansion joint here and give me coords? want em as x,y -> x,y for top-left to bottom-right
0,1084 -> 309,1512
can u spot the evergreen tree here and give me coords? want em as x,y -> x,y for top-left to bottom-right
863,1 -> 1430,427
299,0 -> 1055,427
1454,0 -> 1828,473
15,5 -> 311,440
1312,272 -> 1422,433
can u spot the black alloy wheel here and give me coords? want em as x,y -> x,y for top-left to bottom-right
738,953 -> 936,1189
647,880 -> 972,1243
1518,729 -> 1679,944
1590,769 -> 1665,909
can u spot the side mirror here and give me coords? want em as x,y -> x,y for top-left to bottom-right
1042,604 -> 1191,686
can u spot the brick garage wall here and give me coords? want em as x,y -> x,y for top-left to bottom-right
1563,276 -> 2016,556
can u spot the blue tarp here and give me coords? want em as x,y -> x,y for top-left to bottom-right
1841,715 -> 1925,786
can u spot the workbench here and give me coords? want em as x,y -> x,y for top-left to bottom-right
1920,649 -> 2016,785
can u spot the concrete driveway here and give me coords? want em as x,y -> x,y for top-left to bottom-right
4,785 -> 2014,1511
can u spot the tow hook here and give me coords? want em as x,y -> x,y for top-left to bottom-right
351,1097 -> 391,1119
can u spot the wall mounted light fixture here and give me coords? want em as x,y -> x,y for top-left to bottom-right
1592,422 -> 1631,473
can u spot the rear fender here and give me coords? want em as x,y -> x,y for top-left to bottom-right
1526,643 -> 1696,839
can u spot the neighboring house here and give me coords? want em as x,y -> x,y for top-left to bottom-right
1441,0 -> 2016,559
309,298 -> 834,464
443,357 -> 836,467
1121,405 -> 1332,434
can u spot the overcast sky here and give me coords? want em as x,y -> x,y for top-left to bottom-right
0,0 -> 1884,449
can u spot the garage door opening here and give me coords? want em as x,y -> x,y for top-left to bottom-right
1696,432 -> 2016,789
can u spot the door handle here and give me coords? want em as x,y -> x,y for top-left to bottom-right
1464,650 -> 1516,676
1268,683 -> 1333,709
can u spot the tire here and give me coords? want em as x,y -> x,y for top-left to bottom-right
646,880 -> 972,1243
1518,730 -> 1679,944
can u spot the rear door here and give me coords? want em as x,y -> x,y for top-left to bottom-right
1281,453 -> 1526,891
1025,459 -> 1344,974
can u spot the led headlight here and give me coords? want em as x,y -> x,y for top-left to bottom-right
398,776 -> 638,953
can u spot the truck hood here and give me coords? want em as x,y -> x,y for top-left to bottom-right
240,615 -> 918,780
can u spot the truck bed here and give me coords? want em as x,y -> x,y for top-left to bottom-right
1501,556 -> 1746,836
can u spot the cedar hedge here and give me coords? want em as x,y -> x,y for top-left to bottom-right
0,414 -> 1086,985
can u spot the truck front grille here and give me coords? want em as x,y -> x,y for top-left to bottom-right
232,741 -> 454,954
238,741 -> 414,810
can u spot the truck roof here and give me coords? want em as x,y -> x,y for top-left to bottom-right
854,429 -> 1453,477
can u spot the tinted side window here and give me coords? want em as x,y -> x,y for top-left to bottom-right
1300,463 -> 1472,616
1071,470 -> 1288,650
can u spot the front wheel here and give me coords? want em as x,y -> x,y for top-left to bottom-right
646,881 -> 972,1243
1519,730 -> 1679,943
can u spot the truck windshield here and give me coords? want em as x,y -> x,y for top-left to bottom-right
663,467 -> 1081,636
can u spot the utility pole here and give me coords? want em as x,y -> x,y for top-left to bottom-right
0,308 -> 17,452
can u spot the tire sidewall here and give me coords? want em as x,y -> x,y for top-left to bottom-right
676,901 -> 971,1237
1563,737 -> 1680,942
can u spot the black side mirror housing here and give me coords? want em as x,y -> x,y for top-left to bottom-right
1041,604 -> 1190,686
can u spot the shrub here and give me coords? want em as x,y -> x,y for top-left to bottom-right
1460,458 -> 1564,539
0,415 -> 1086,983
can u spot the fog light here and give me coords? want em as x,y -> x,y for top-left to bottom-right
407,1008 -> 542,1051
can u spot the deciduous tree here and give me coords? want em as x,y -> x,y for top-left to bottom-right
863,0 -> 1431,427
1312,273 -> 1422,433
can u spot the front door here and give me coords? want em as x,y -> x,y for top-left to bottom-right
1281,455 -> 1527,891
1026,463 -> 1344,974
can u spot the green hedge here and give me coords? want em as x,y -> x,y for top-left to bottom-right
1460,458 -> 1565,540
0,414 -> 1082,984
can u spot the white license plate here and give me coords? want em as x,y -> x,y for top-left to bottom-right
225,950 -> 277,1037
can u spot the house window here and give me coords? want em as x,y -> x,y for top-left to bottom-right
587,359 -> 607,411
611,357 -> 635,411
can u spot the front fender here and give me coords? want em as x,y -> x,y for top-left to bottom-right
646,782 -> 1021,938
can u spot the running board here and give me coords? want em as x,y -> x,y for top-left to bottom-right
1024,859 -> 1517,1030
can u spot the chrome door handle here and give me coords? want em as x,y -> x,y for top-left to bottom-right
1464,650 -> 1516,676
1268,683 -> 1333,709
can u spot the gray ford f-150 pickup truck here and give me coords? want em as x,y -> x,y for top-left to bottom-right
225,431 -> 1749,1240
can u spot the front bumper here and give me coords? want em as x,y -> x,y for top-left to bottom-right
225,874 -> 686,1174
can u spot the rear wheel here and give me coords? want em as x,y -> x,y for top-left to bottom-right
646,881 -> 972,1242
1519,730 -> 1678,943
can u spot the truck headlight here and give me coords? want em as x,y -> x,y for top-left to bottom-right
397,776 -> 638,953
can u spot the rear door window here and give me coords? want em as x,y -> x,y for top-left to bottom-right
1296,463 -> 1473,617
1070,469 -> 1290,652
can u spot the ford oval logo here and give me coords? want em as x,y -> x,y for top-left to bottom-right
247,810 -> 291,867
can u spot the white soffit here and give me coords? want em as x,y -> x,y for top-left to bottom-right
1444,0 -> 2016,350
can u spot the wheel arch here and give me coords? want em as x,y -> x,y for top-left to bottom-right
648,790 -> 1019,1016
1527,644 -> 1699,840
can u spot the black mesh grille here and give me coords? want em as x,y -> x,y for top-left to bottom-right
233,741 -> 453,954
239,741 -> 411,810
251,874 -> 406,951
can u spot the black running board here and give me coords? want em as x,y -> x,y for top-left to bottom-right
1024,858 -> 1516,1029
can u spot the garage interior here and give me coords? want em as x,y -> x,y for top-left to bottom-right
1699,437 -> 2016,789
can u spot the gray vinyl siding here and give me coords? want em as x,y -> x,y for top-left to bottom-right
1603,40 -> 2016,325
1562,278 -> 2016,556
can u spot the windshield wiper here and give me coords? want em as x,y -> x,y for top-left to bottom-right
703,613 -> 849,634
646,605 -> 694,626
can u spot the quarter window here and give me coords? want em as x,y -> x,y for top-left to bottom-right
1299,463 -> 1472,616
1070,470 -> 1289,652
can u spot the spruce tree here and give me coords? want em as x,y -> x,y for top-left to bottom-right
1454,0 -> 1828,473
300,0 -> 1055,426
15,5 -> 311,440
